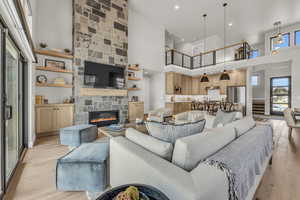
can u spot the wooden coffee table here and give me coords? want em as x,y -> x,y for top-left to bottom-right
98,123 -> 148,138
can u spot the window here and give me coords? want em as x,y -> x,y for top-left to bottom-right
250,49 -> 259,59
251,75 -> 259,86
295,30 -> 300,46
270,33 -> 290,51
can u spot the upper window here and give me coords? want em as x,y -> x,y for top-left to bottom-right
295,30 -> 300,46
250,50 -> 259,59
270,33 -> 290,51
251,75 -> 259,86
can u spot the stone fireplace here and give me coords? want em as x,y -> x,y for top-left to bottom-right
73,0 -> 129,125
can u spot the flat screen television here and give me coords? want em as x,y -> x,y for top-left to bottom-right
84,61 -> 125,89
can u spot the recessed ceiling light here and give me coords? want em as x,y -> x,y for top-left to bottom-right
174,4 -> 180,11
228,22 -> 233,27
181,38 -> 185,42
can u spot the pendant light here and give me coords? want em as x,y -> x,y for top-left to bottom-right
200,14 -> 209,82
272,21 -> 283,55
220,2 -> 230,81
274,21 -> 283,45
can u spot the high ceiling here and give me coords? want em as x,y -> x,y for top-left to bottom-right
129,0 -> 300,44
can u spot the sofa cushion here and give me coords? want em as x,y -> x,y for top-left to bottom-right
227,116 -> 256,137
146,120 -> 206,144
172,126 -> 236,171
212,110 -> 237,128
125,128 -> 173,161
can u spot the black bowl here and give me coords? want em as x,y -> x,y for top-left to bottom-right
96,184 -> 170,200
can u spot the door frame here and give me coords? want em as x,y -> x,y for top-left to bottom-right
270,76 -> 292,116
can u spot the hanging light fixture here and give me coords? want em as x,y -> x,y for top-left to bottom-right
220,2 -> 230,81
274,21 -> 283,45
200,14 -> 209,83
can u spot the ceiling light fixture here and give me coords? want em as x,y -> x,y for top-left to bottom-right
274,21 -> 283,45
228,22 -> 233,27
174,4 -> 180,11
200,14 -> 209,83
220,2 -> 230,81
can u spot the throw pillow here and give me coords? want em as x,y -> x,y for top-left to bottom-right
146,120 -> 206,144
172,126 -> 236,171
125,128 -> 174,161
212,110 -> 237,128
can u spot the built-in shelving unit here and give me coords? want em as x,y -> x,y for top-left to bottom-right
36,66 -> 74,74
36,83 -> 74,88
35,49 -> 74,59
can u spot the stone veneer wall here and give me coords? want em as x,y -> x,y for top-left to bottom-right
73,0 -> 128,125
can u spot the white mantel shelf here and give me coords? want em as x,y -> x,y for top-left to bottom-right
79,88 -> 128,96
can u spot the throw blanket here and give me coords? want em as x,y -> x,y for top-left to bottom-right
204,124 -> 273,200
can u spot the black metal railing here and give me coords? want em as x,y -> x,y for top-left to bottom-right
166,41 -> 252,69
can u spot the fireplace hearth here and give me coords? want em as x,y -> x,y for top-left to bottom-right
89,110 -> 119,127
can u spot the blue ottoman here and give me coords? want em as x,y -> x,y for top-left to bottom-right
56,142 -> 109,192
60,124 -> 97,147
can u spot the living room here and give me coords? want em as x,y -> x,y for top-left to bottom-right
1,0 -> 300,200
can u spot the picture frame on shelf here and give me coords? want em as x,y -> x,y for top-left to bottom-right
45,59 -> 66,69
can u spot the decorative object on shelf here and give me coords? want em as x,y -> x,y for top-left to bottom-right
39,43 -> 48,49
128,64 -> 140,71
131,96 -> 139,102
45,59 -> 66,69
44,98 -> 49,104
220,2 -> 230,81
36,75 -> 47,84
128,71 -> 135,77
53,77 -> 66,85
63,96 -> 75,104
64,48 -> 72,54
200,14 -> 209,83
35,95 -> 44,104
132,84 -> 137,88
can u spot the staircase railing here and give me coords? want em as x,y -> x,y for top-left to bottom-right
166,41 -> 252,69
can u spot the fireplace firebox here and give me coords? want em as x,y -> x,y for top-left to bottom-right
89,110 -> 119,127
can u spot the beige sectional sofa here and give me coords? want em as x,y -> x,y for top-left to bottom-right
110,117 -> 273,200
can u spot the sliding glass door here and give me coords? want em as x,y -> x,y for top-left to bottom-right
4,36 -> 20,182
0,24 -> 25,195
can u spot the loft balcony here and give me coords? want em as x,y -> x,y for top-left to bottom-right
165,41 -> 253,69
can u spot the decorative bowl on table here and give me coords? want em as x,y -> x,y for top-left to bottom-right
97,184 -> 170,200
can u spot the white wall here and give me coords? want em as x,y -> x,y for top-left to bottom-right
252,70 -> 265,100
31,0 -> 73,50
264,22 -> 300,55
175,35 -> 223,56
149,72 -> 165,110
128,7 -> 165,71
128,7 -> 165,110
143,75 -> 151,113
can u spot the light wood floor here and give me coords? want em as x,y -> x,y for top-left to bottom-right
5,120 -> 300,200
